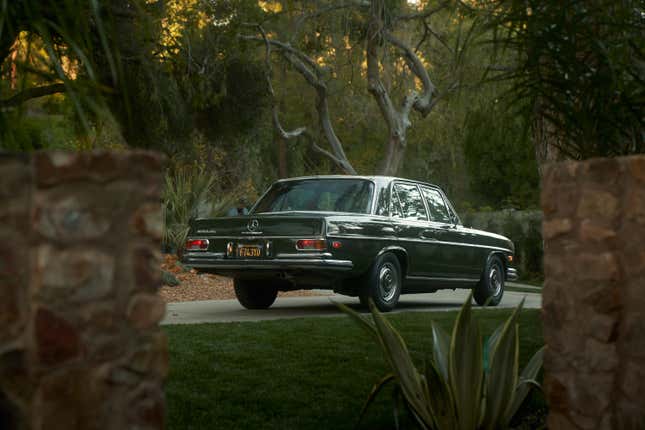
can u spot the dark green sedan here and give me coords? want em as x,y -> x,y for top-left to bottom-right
182,176 -> 518,312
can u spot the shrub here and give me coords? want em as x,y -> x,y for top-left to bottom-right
338,294 -> 544,430
162,164 -> 216,256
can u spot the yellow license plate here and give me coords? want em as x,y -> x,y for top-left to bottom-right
238,246 -> 262,258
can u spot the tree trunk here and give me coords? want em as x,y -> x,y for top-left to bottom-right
276,132 -> 288,178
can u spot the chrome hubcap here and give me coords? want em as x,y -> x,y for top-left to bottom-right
378,263 -> 398,302
489,266 -> 502,296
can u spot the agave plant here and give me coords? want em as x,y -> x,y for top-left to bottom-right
162,164 -> 216,256
337,294 -> 544,430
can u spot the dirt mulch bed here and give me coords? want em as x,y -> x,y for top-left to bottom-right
159,254 -> 325,303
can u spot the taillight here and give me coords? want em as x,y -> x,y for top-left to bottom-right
185,239 -> 209,251
296,239 -> 327,251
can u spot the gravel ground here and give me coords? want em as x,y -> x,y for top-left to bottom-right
159,254 -> 324,303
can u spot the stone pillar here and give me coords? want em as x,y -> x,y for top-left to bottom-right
0,151 -> 167,430
541,155 -> 645,429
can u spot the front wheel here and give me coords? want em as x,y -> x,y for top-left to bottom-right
234,279 -> 278,310
359,253 -> 402,312
473,256 -> 505,306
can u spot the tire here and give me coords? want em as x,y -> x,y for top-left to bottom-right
473,256 -> 505,306
359,253 -> 402,312
234,279 -> 278,310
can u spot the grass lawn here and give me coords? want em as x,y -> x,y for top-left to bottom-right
164,309 -> 545,430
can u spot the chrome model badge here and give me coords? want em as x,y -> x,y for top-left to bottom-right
247,219 -> 260,232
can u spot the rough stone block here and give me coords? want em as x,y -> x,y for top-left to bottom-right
132,247 -> 162,292
546,411 -> 578,430
131,203 -> 163,241
1,150 -> 166,429
34,308 -> 81,367
543,217 -> 573,240
33,190 -> 113,242
627,157 -> 645,183
0,159 -> 31,199
0,247 -> 25,340
34,246 -> 115,303
619,360 -> 645,399
127,294 -> 166,330
579,220 -> 616,243
574,252 -> 620,282
576,190 -> 619,222
625,187 -> 645,225
126,382 -> 165,430
128,332 -> 169,378
543,155 -> 645,428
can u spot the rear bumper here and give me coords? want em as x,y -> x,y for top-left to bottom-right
182,252 -> 354,272
506,267 -> 519,281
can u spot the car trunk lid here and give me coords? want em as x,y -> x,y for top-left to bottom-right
191,214 -> 326,237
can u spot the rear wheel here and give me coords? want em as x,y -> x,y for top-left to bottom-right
359,253 -> 402,312
473,256 -> 505,306
234,279 -> 278,309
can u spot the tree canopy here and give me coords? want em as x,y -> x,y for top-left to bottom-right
1,0 -> 642,210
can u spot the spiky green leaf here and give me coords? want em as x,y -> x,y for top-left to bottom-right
482,299 -> 524,430
431,322 -> 450,381
448,292 -> 483,430
424,359 -> 457,430
368,300 -> 433,427
356,373 -> 396,430
334,301 -> 378,342
506,346 -> 545,424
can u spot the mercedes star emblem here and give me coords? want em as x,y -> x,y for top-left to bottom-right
247,219 -> 260,232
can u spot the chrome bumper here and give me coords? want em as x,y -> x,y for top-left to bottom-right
182,252 -> 353,271
506,267 -> 519,281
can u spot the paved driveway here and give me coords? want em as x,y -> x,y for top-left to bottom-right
162,290 -> 541,324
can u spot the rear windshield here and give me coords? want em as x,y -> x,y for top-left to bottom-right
252,179 -> 374,214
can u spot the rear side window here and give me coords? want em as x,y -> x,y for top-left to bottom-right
393,183 -> 427,221
391,188 -> 404,218
375,185 -> 390,216
421,187 -> 451,223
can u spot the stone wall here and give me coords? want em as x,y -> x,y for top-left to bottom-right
0,151 -> 167,430
541,155 -> 645,429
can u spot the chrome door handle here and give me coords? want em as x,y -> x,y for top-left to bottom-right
420,230 -> 436,240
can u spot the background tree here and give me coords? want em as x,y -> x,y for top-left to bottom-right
0,0 -> 542,210
473,0 -> 644,170
242,0 -> 474,175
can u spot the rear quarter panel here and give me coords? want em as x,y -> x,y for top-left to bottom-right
325,215 -> 396,275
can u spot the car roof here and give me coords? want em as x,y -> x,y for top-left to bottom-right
274,175 -> 441,190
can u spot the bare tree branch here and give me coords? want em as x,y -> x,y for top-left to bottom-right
384,30 -> 436,117
0,83 -> 66,108
394,1 -> 450,22
290,1 -> 369,43
243,27 -> 357,174
366,0 -> 449,174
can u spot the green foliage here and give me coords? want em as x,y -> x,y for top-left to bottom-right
475,0 -> 645,158
0,112 -> 76,151
162,270 -> 181,287
338,294 -> 544,430
162,163 -> 216,256
459,210 -> 543,283
0,0 -> 129,140
462,104 -> 539,209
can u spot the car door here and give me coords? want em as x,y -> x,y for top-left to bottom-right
415,186 -> 461,278
390,182 -> 433,277
441,192 -> 490,277
420,186 -> 483,279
